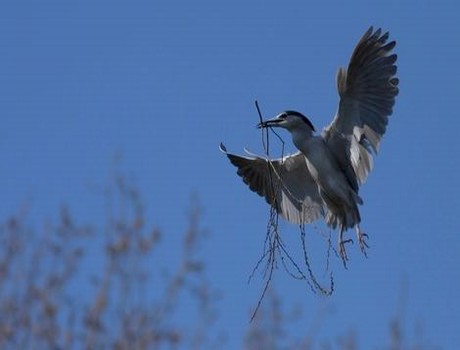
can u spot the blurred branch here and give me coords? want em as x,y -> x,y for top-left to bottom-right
0,169 -> 219,349
0,163 -> 436,350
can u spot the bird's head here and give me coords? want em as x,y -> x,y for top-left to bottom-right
257,110 -> 315,133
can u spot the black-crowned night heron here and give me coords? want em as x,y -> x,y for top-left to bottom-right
221,27 -> 399,262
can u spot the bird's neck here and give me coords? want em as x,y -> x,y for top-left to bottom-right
291,128 -> 314,153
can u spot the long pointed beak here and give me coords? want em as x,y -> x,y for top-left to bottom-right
257,117 -> 283,129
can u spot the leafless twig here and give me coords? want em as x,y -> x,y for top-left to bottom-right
250,101 -> 333,321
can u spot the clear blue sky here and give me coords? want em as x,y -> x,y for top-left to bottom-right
1,1 -> 459,348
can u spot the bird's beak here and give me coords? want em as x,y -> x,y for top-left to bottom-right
257,117 -> 284,129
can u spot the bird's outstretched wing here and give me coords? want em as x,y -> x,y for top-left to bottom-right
220,144 -> 324,224
323,27 -> 399,186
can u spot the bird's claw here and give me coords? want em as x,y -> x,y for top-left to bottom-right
357,231 -> 369,257
338,238 -> 353,267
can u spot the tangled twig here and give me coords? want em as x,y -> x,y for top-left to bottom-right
249,101 -> 334,321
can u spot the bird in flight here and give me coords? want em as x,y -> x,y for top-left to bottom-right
221,27 -> 399,263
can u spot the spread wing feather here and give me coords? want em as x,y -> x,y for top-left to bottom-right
323,27 -> 399,186
220,144 -> 324,224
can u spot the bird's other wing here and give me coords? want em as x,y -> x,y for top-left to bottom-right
220,144 -> 324,224
323,27 -> 399,186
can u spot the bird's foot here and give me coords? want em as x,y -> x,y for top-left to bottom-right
356,227 -> 369,257
338,236 -> 353,267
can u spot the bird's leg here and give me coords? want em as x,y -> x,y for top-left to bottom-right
355,225 -> 369,257
338,226 -> 353,266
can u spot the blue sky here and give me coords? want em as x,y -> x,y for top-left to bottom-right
1,0 -> 459,348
